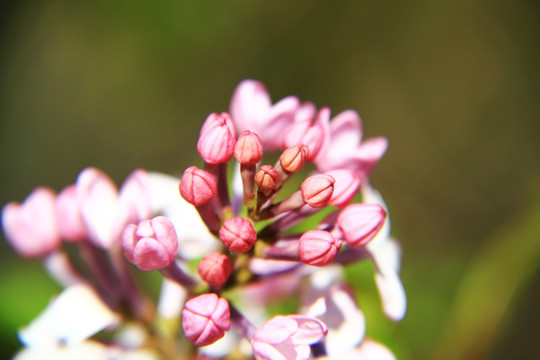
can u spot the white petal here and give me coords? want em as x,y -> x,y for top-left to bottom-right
353,338 -> 397,360
200,328 -> 241,358
323,286 -> 366,356
157,278 -> 187,320
362,184 -> 391,251
309,265 -> 344,290
43,252 -> 87,288
374,272 -> 407,321
14,340 -> 109,360
19,284 -> 119,350
232,162 -> 244,216
371,237 -> 402,275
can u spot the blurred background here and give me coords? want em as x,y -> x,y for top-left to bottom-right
1,0 -> 539,359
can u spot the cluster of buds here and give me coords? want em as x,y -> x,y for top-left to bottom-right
2,79 -> 405,360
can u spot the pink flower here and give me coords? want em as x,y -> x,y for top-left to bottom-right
301,174 -> 335,208
284,106 -> 329,161
2,187 -> 61,258
219,217 -> 257,253
234,130 -> 263,166
299,230 -> 342,267
198,252 -> 233,286
179,166 -> 217,206
182,293 -> 231,347
230,79 -> 299,150
197,112 -> 237,164
122,216 -> 178,271
251,315 -> 327,360
337,203 -> 387,247
314,110 -> 388,177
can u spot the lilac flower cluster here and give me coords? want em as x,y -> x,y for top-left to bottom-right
2,80 -> 405,360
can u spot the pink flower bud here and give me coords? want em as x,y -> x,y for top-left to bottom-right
234,130 -> 263,166
254,165 -> 280,193
179,166 -> 217,206
122,216 -> 178,271
198,252 -> 232,286
2,187 -> 61,258
337,204 -> 387,247
279,145 -> 308,173
55,185 -> 87,242
197,112 -> 236,164
182,293 -> 231,347
301,174 -> 335,208
299,230 -> 342,266
219,217 -> 257,253
324,169 -> 361,207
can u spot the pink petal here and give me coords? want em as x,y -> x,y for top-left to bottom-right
230,79 -> 272,134
252,341 -> 289,360
76,168 -> 120,249
328,110 -> 362,146
288,316 -> 328,345
55,185 -> 87,242
260,95 -> 299,150
254,316 -> 297,344
117,169 -> 151,230
2,187 -> 60,258
351,136 -> 389,176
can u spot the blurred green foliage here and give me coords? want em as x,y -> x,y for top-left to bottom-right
1,0 -> 539,359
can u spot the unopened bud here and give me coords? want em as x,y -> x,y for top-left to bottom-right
301,174 -> 335,208
234,130 -> 263,166
255,165 -> 280,193
279,145 -> 308,173
182,293 -> 231,347
198,252 -> 232,286
337,203 -> 387,247
197,112 -> 236,164
219,217 -> 257,253
299,230 -> 342,267
179,166 -> 217,206
122,216 -> 178,271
